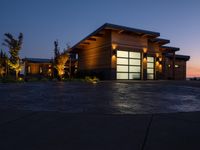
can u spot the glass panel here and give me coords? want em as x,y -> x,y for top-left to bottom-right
147,74 -> 154,80
129,52 -> 141,58
147,68 -> 154,73
147,63 -> 154,68
117,65 -> 128,72
117,50 -> 128,58
129,73 -> 141,79
129,59 -> 141,65
147,57 -> 154,62
117,58 -> 128,65
117,73 -> 128,79
129,66 -> 141,72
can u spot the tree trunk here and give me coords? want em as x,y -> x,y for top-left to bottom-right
16,71 -> 18,80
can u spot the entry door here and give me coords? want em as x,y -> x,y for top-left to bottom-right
147,56 -> 154,79
116,50 -> 141,79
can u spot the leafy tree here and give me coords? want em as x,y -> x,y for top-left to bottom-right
3,33 -> 23,79
53,41 -> 69,80
0,50 -> 8,77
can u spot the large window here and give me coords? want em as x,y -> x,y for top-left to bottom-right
116,50 -> 141,79
147,56 -> 154,80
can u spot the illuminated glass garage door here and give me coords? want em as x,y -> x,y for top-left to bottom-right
117,50 -> 141,79
147,56 -> 154,79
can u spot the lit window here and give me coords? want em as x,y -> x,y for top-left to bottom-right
28,66 -> 31,73
117,65 -> 128,72
117,73 -> 128,79
147,57 -> 154,62
129,73 -> 140,79
117,58 -> 128,65
147,69 -> 154,74
129,59 -> 141,65
168,65 -> 171,68
40,67 -> 43,73
129,66 -> 141,72
147,63 -> 154,68
175,64 -> 179,68
129,52 -> 141,58
147,74 -> 154,80
147,56 -> 154,80
117,50 -> 128,58
76,54 -> 78,59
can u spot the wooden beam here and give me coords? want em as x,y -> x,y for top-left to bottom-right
118,30 -> 124,34
87,38 -> 96,41
93,33 -> 104,37
81,42 -> 90,45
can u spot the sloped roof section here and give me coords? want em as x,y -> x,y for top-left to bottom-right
71,23 -> 160,51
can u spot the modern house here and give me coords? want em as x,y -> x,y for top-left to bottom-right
22,58 -> 53,77
21,57 -> 78,78
70,23 -> 190,80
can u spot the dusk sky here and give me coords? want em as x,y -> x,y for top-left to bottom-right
0,0 -> 200,77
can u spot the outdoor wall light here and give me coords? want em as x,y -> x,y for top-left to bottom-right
143,52 -> 147,58
159,60 -> 162,64
112,49 -> 116,56
112,44 -> 117,50
143,48 -> 147,61
156,57 -> 159,62
143,48 -> 147,53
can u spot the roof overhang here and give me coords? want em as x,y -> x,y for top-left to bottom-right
150,38 -> 170,45
160,46 -> 180,53
70,23 -> 160,52
165,54 -> 190,61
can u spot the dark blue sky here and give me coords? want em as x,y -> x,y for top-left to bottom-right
0,0 -> 200,76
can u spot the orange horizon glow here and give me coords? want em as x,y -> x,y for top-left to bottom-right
187,67 -> 200,77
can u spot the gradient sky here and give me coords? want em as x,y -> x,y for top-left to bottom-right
0,0 -> 200,77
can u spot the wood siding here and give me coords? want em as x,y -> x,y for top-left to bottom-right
112,31 -> 148,49
164,58 -> 187,80
78,30 -> 112,71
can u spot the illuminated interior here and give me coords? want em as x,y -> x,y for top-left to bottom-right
116,50 -> 141,79
147,56 -> 155,79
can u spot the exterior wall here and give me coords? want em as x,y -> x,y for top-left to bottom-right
164,58 -> 187,80
111,31 -> 149,80
77,30 -> 112,79
112,31 -> 148,49
25,62 -> 52,76
111,31 -> 164,80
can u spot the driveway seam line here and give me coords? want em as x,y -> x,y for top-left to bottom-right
141,114 -> 153,150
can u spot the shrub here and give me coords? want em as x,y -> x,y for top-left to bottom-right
85,76 -> 99,84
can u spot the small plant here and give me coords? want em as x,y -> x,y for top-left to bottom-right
85,76 -> 99,84
0,76 -> 24,83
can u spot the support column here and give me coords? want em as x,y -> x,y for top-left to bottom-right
162,53 -> 166,80
142,48 -> 147,80
172,51 -> 175,80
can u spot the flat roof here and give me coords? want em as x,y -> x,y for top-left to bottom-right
23,58 -> 52,63
161,46 -> 180,52
166,54 -> 190,61
150,38 -> 170,45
